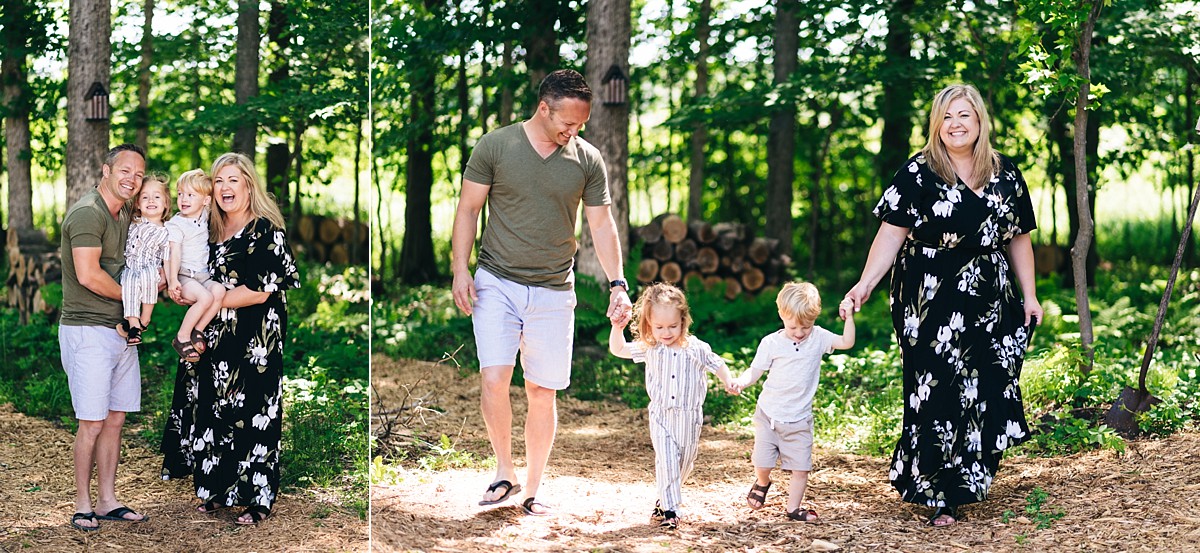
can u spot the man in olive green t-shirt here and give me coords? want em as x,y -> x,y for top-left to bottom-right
451,69 -> 633,515
60,143 -> 150,530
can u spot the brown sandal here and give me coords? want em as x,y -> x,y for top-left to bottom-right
172,337 -> 201,363
191,329 -> 207,353
747,481 -> 771,510
786,507 -> 819,522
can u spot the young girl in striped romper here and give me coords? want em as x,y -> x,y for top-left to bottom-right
117,173 -> 171,345
610,283 -> 738,529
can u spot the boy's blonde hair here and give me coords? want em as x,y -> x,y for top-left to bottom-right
777,281 -> 821,325
632,282 -> 692,347
176,168 -> 213,198
136,172 -> 171,221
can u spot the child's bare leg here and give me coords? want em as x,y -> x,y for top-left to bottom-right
139,303 -> 155,328
785,469 -> 810,513
196,282 -> 225,331
177,280 -> 213,343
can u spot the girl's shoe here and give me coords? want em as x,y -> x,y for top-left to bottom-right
115,321 -> 143,346
660,510 -> 679,529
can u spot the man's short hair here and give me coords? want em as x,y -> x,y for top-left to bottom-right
104,143 -> 146,166
538,69 -> 592,107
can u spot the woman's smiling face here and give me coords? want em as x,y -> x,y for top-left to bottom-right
939,97 -> 980,155
213,164 -> 249,218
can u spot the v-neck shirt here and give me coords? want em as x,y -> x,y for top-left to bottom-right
464,121 -> 610,290
60,187 -> 132,326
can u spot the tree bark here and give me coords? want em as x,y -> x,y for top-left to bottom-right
66,0 -> 112,209
134,0 -> 153,152
523,0 -> 561,92
877,0 -> 916,191
686,0 -> 712,223
1071,0 -> 1103,369
765,0 -> 798,255
577,0 -> 632,285
232,0 -> 260,161
399,77 -> 438,284
3,1 -> 34,230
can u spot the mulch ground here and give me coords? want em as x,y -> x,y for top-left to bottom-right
0,403 -> 367,552
372,356 -> 1200,552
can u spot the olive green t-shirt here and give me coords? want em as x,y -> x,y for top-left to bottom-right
464,122 -> 610,290
60,187 -> 130,327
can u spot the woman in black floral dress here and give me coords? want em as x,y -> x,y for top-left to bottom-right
841,84 -> 1043,526
161,152 -> 300,525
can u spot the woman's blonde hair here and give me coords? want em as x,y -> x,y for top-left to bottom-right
920,84 -> 1000,191
632,283 -> 692,347
136,172 -> 171,221
777,281 -> 821,325
209,152 -> 286,240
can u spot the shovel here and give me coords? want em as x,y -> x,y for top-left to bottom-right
1103,116 -> 1200,437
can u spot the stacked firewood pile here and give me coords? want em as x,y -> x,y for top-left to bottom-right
290,214 -> 369,265
633,213 -> 790,299
5,228 -> 62,323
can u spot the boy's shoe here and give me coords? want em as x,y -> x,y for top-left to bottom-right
786,507 -> 819,522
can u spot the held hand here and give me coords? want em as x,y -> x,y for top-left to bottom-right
452,271 -> 477,315
840,283 -> 872,319
611,308 -> 632,329
723,379 -> 741,395
168,283 -> 182,303
607,289 -> 632,324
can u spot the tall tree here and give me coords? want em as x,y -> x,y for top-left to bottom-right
578,0 -> 632,283
232,0 -> 259,160
876,0 -> 917,189
1068,0 -> 1103,366
66,0 -> 111,208
765,0 -> 798,254
2,0 -> 49,231
686,0 -> 712,223
134,0 -> 153,152
398,0 -> 443,284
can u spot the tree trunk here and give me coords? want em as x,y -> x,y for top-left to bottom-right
1070,0 -> 1103,369
399,52 -> 438,284
523,0 -> 561,91
352,118 -> 363,265
291,120 -> 305,221
876,0 -> 916,191
134,0 -> 153,152
232,0 -> 259,160
66,0 -> 112,208
3,1 -> 34,231
499,41 -> 514,126
686,0 -> 712,223
577,0 -> 632,285
765,0 -> 798,255
266,1 -> 290,213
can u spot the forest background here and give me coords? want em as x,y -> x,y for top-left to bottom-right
0,0 -> 370,521
377,0 -> 1200,472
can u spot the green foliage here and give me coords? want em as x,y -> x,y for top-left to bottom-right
372,285 -> 476,370
417,434 -> 491,472
1002,487 -> 1066,532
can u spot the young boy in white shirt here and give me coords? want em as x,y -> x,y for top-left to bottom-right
733,281 -> 855,521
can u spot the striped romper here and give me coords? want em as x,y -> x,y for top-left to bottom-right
120,218 -> 170,319
629,337 -> 728,513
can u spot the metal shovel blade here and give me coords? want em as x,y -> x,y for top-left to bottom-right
1103,385 -> 1161,438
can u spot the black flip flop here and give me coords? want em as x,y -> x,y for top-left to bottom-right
521,497 -> 551,516
235,506 -> 271,525
96,506 -> 149,522
928,505 -> 962,526
70,511 -> 99,532
478,480 -> 521,506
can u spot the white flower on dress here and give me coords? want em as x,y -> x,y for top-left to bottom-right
962,377 -> 979,406
251,444 -> 269,462
967,426 -> 982,452
252,413 -> 271,430
935,325 -> 953,354
253,472 -> 269,488
249,340 -> 269,367
910,372 -> 933,412
942,232 -> 961,248
908,161 -> 919,173
197,486 -> 211,499
903,308 -> 920,341
932,200 -> 954,217
262,272 -> 281,293
881,185 -> 902,212
949,312 -> 965,332
890,457 -> 905,480
1006,420 -> 1026,440
922,274 -> 938,300
201,457 -> 217,475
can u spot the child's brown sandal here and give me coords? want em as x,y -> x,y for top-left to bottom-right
172,337 -> 201,363
191,329 -> 207,353
786,507 -> 819,522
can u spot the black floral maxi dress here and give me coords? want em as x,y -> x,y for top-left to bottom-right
161,217 -> 301,511
876,153 -> 1036,508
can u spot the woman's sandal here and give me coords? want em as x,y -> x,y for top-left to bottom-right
927,505 -> 962,526
196,499 -> 225,513
786,507 -> 819,522
235,505 -> 271,525
746,481 -> 772,510
172,337 -> 201,363
191,329 -> 207,353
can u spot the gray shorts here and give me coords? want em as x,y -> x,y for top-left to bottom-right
752,407 -> 814,471
472,267 -> 576,390
60,325 -> 141,421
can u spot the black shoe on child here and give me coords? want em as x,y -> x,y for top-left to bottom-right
660,510 -> 678,529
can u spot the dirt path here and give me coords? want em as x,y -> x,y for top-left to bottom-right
372,357 -> 1200,552
0,403 -> 367,552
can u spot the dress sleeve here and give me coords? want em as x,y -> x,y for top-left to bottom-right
874,156 -> 924,228
628,341 -> 648,364
244,219 -> 302,293
695,340 -> 728,375
1009,160 -> 1038,235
